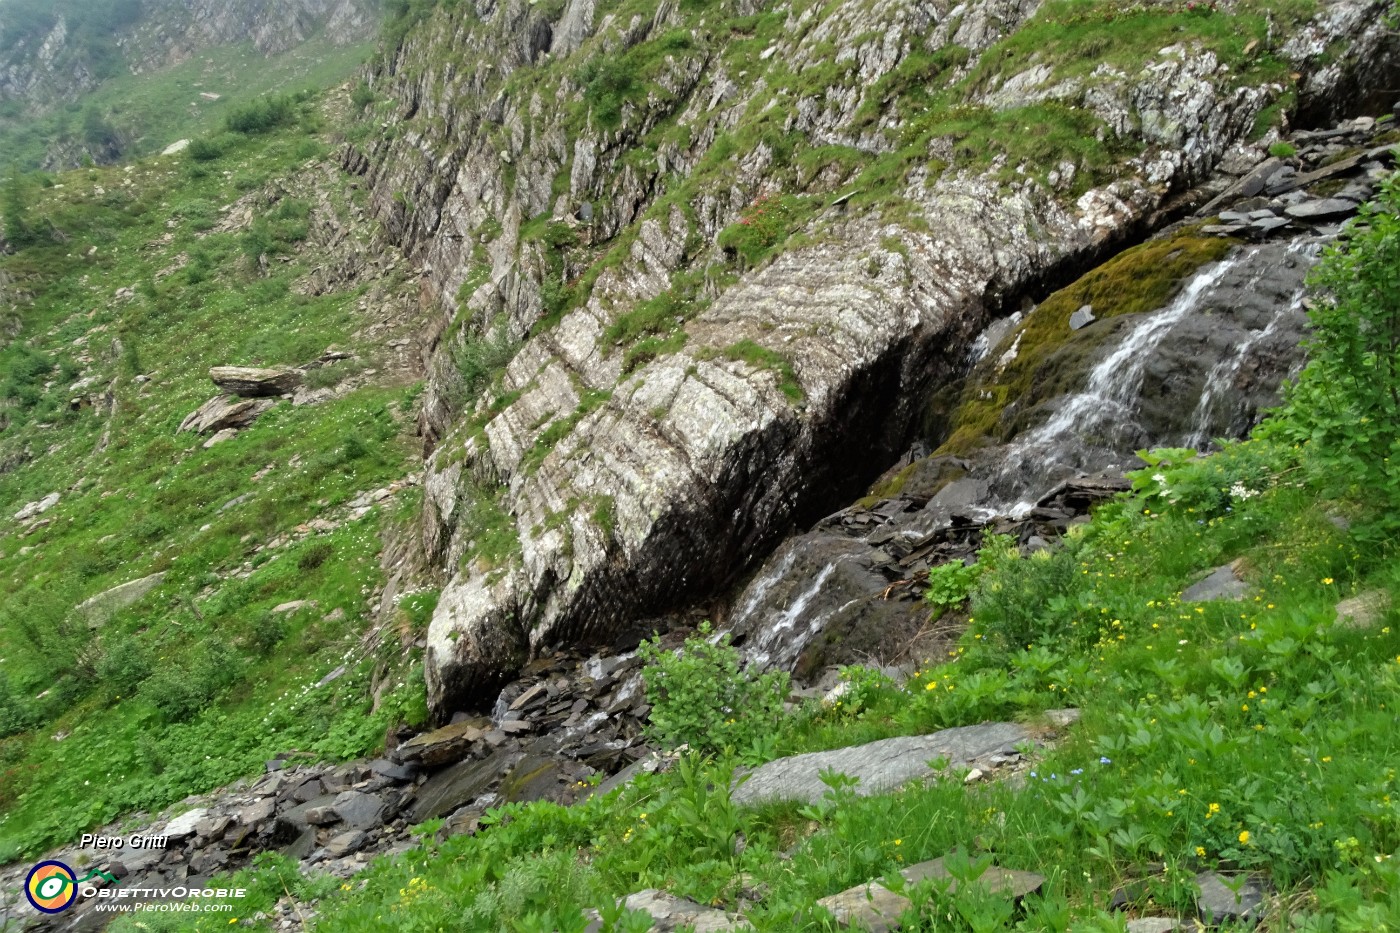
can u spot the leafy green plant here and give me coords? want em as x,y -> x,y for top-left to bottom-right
638,622 -> 789,756
1266,173 -> 1400,539
924,560 -> 981,616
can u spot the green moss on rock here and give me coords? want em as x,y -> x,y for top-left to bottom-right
934,227 -> 1237,455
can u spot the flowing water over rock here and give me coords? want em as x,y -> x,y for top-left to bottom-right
988,238 -> 1318,515
727,232 -> 1325,676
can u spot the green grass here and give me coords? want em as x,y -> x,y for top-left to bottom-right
0,96 -> 428,857
167,431 -> 1400,931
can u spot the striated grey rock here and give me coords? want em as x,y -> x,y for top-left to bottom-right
75,572 -> 166,625
391,717 -> 492,767
816,881 -> 909,932
1126,919 -> 1184,933
369,0 -> 1390,714
731,722 -> 1038,807
12,492 -> 59,522
619,889 -> 749,932
1182,564 -> 1249,602
209,366 -> 302,397
179,395 -> 275,434
1195,872 -> 1268,924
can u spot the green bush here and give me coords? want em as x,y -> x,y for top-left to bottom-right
1266,172 -> 1400,539
95,634 -> 153,698
225,94 -> 298,135
638,622 -> 789,756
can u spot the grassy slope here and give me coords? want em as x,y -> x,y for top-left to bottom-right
148,420 -> 1400,932
0,100 -> 430,859
1,37 -> 374,170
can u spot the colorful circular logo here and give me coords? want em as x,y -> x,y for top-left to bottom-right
25,860 -> 78,913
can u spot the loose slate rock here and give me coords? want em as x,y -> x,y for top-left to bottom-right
393,717 -> 491,767
1181,564 -> 1248,602
163,808 -> 210,840
332,790 -> 387,830
1283,198 -> 1359,222
816,882 -> 909,932
409,749 -> 519,821
731,721 -> 1036,807
1195,871 -> 1268,924
209,365 -> 302,397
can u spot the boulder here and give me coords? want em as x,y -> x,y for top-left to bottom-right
901,856 -> 1044,898
1181,563 -> 1248,602
392,716 -> 492,767
13,492 -> 60,522
731,721 -> 1038,807
209,366 -> 302,397
75,572 -> 166,625
1068,305 -> 1097,330
1336,589 -> 1390,629
179,395 -> 274,434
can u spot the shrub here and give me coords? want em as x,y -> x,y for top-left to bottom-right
95,633 -> 153,698
638,622 -> 789,756
1266,172 -> 1400,537
185,136 -> 225,162
924,559 -> 981,615
225,95 -> 297,135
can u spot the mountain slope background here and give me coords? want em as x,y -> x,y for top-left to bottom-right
0,0 -> 1399,929
0,0 -> 382,169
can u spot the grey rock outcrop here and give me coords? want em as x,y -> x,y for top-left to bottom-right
209,366 -> 302,397
179,395 -> 275,434
351,0 -> 1395,715
75,572 -> 166,625
730,720 -> 1045,808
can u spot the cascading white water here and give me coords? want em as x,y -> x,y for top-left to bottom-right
744,561 -> 837,670
993,249 -> 1257,516
1183,242 -> 1318,448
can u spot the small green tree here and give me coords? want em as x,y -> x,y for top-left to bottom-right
1,168 -> 36,248
1270,173 -> 1400,533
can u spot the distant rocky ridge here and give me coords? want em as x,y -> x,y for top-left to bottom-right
349,0 -> 1399,718
0,0 -> 381,118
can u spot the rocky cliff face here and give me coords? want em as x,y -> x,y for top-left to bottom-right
349,0 -> 1398,718
0,0 -> 381,116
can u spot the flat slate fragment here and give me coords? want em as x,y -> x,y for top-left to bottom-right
816,882 -> 910,933
900,856 -> 1045,899
731,721 -> 1036,807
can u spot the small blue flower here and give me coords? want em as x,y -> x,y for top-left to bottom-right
1029,771 -> 1037,778
1099,757 -> 1112,765
1070,768 -> 1083,775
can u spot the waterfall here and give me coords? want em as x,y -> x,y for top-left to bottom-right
743,561 -> 837,670
991,250 -> 1254,516
1183,242 -> 1318,449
